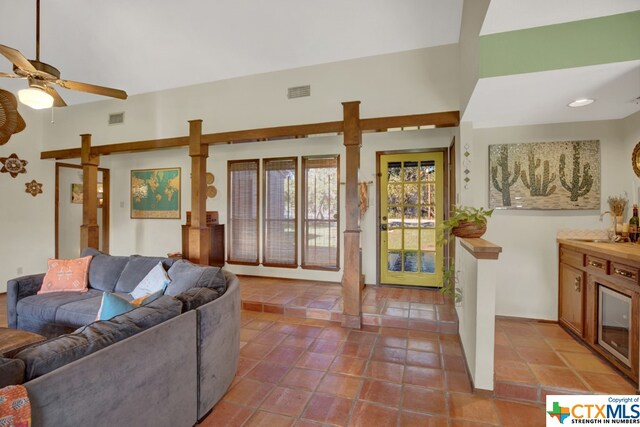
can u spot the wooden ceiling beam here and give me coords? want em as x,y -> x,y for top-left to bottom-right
40,111 -> 459,160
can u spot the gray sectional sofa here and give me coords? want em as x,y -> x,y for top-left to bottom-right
3,249 -> 240,426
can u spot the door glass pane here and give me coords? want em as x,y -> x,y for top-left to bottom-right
404,184 -> 418,205
388,162 -> 402,183
388,252 -> 402,272
404,252 -> 418,272
388,229 -> 402,250
421,184 -> 435,205
404,161 -> 418,182
421,252 -> 436,273
420,229 -> 436,251
420,206 -> 436,227
404,206 -> 418,228
388,184 -> 402,205
388,206 -> 402,228
404,229 -> 419,250
420,161 -> 435,181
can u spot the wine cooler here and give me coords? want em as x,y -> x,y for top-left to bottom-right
598,284 -> 632,367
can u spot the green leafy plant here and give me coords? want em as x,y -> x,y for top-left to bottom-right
437,205 -> 493,302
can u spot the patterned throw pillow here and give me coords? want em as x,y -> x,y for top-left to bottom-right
129,261 -> 171,299
96,290 -> 163,321
0,384 -> 31,427
37,256 -> 92,294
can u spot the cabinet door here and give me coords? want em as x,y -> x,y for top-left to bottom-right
559,263 -> 585,336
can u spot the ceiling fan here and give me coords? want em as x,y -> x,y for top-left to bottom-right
0,0 -> 127,109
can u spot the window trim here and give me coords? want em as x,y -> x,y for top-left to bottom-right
262,156 -> 298,268
227,159 -> 260,266
301,155 -> 340,271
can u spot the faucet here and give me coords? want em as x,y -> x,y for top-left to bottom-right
599,211 -> 617,241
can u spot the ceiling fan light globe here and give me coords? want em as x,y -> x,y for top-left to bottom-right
18,87 -> 53,109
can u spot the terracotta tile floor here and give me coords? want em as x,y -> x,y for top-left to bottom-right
494,317 -> 637,402
198,309 -> 547,427
216,276 -> 636,425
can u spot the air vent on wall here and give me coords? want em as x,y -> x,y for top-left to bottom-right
108,112 -> 125,125
287,85 -> 311,99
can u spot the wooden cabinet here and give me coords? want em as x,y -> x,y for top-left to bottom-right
181,211 -> 225,267
558,240 -> 640,385
559,263 -> 584,336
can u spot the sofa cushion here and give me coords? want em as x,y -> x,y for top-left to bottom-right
17,290 -> 104,325
175,287 -> 220,312
0,357 -> 25,387
165,260 -> 226,296
114,256 -> 174,293
81,247 -> 129,292
97,290 -> 163,320
15,295 -> 182,381
130,262 -> 171,299
38,256 -> 92,294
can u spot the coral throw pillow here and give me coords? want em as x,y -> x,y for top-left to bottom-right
38,256 -> 92,294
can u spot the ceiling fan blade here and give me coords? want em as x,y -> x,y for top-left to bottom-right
56,79 -> 127,100
44,85 -> 67,107
0,44 -> 37,73
0,72 -> 22,78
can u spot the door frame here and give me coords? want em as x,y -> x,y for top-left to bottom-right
375,148 -> 450,286
55,162 -> 110,257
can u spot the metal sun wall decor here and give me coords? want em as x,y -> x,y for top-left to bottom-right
25,179 -> 43,197
0,153 -> 28,178
488,140 -> 600,210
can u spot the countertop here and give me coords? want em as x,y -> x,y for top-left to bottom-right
558,238 -> 640,264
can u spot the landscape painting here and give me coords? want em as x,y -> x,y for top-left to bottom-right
488,140 -> 600,210
131,168 -> 181,219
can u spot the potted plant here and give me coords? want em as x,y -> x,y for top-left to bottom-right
437,205 -> 494,303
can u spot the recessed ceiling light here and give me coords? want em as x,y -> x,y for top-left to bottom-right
568,98 -> 595,108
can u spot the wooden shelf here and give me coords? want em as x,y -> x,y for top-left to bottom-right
459,238 -> 502,260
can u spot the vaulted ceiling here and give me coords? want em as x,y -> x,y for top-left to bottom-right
0,0 -> 638,128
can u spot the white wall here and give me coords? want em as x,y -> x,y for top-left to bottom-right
0,45 -> 460,291
0,107 -> 52,293
468,119 -> 632,320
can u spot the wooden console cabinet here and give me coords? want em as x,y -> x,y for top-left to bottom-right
558,240 -> 640,384
182,211 -> 225,267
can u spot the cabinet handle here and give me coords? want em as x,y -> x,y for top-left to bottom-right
614,268 -> 634,279
574,276 -> 581,292
589,260 -> 603,269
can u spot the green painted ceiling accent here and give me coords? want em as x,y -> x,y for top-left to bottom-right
480,11 -> 640,78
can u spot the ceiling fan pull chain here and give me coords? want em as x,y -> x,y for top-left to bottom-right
50,106 -> 55,124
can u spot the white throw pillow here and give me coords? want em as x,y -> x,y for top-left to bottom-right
130,261 -> 171,299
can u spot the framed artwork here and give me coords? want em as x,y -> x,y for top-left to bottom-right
131,167 -> 181,219
71,183 -> 104,208
488,140 -> 600,210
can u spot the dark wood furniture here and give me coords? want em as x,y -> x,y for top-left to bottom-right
182,211 -> 225,267
558,239 -> 640,385
0,327 -> 46,357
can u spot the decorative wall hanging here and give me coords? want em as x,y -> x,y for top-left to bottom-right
131,167 -> 181,219
71,183 -> 104,207
359,181 -> 369,218
0,153 -> 28,177
206,172 -> 214,185
0,89 -> 26,145
632,141 -> 640,178
206,185 -> 217,199
25,179 -> 42,197
488,140 -> 600,210
463,143 -> 471,189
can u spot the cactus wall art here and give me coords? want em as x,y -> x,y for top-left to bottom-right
488,141 -> 600,210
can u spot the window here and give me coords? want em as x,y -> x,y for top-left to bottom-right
263,158 -> 297,267
228,160 -> 259,264
302,156 -> 339,269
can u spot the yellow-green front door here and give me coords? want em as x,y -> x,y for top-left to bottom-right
380,152 -> 443,287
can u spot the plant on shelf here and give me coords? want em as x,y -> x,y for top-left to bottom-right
607,194 -> 627,218
437,205 -> 494,303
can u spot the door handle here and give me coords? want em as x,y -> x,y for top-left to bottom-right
380,224 -> 388,231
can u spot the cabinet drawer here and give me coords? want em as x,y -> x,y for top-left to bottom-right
586,255 -> 608,274
610,262 -> 640,285
560,248 -> 584,269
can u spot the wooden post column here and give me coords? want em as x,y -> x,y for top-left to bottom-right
188,119 -> 210,264
342,101 -> 362,329
80,134 -> 100,251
